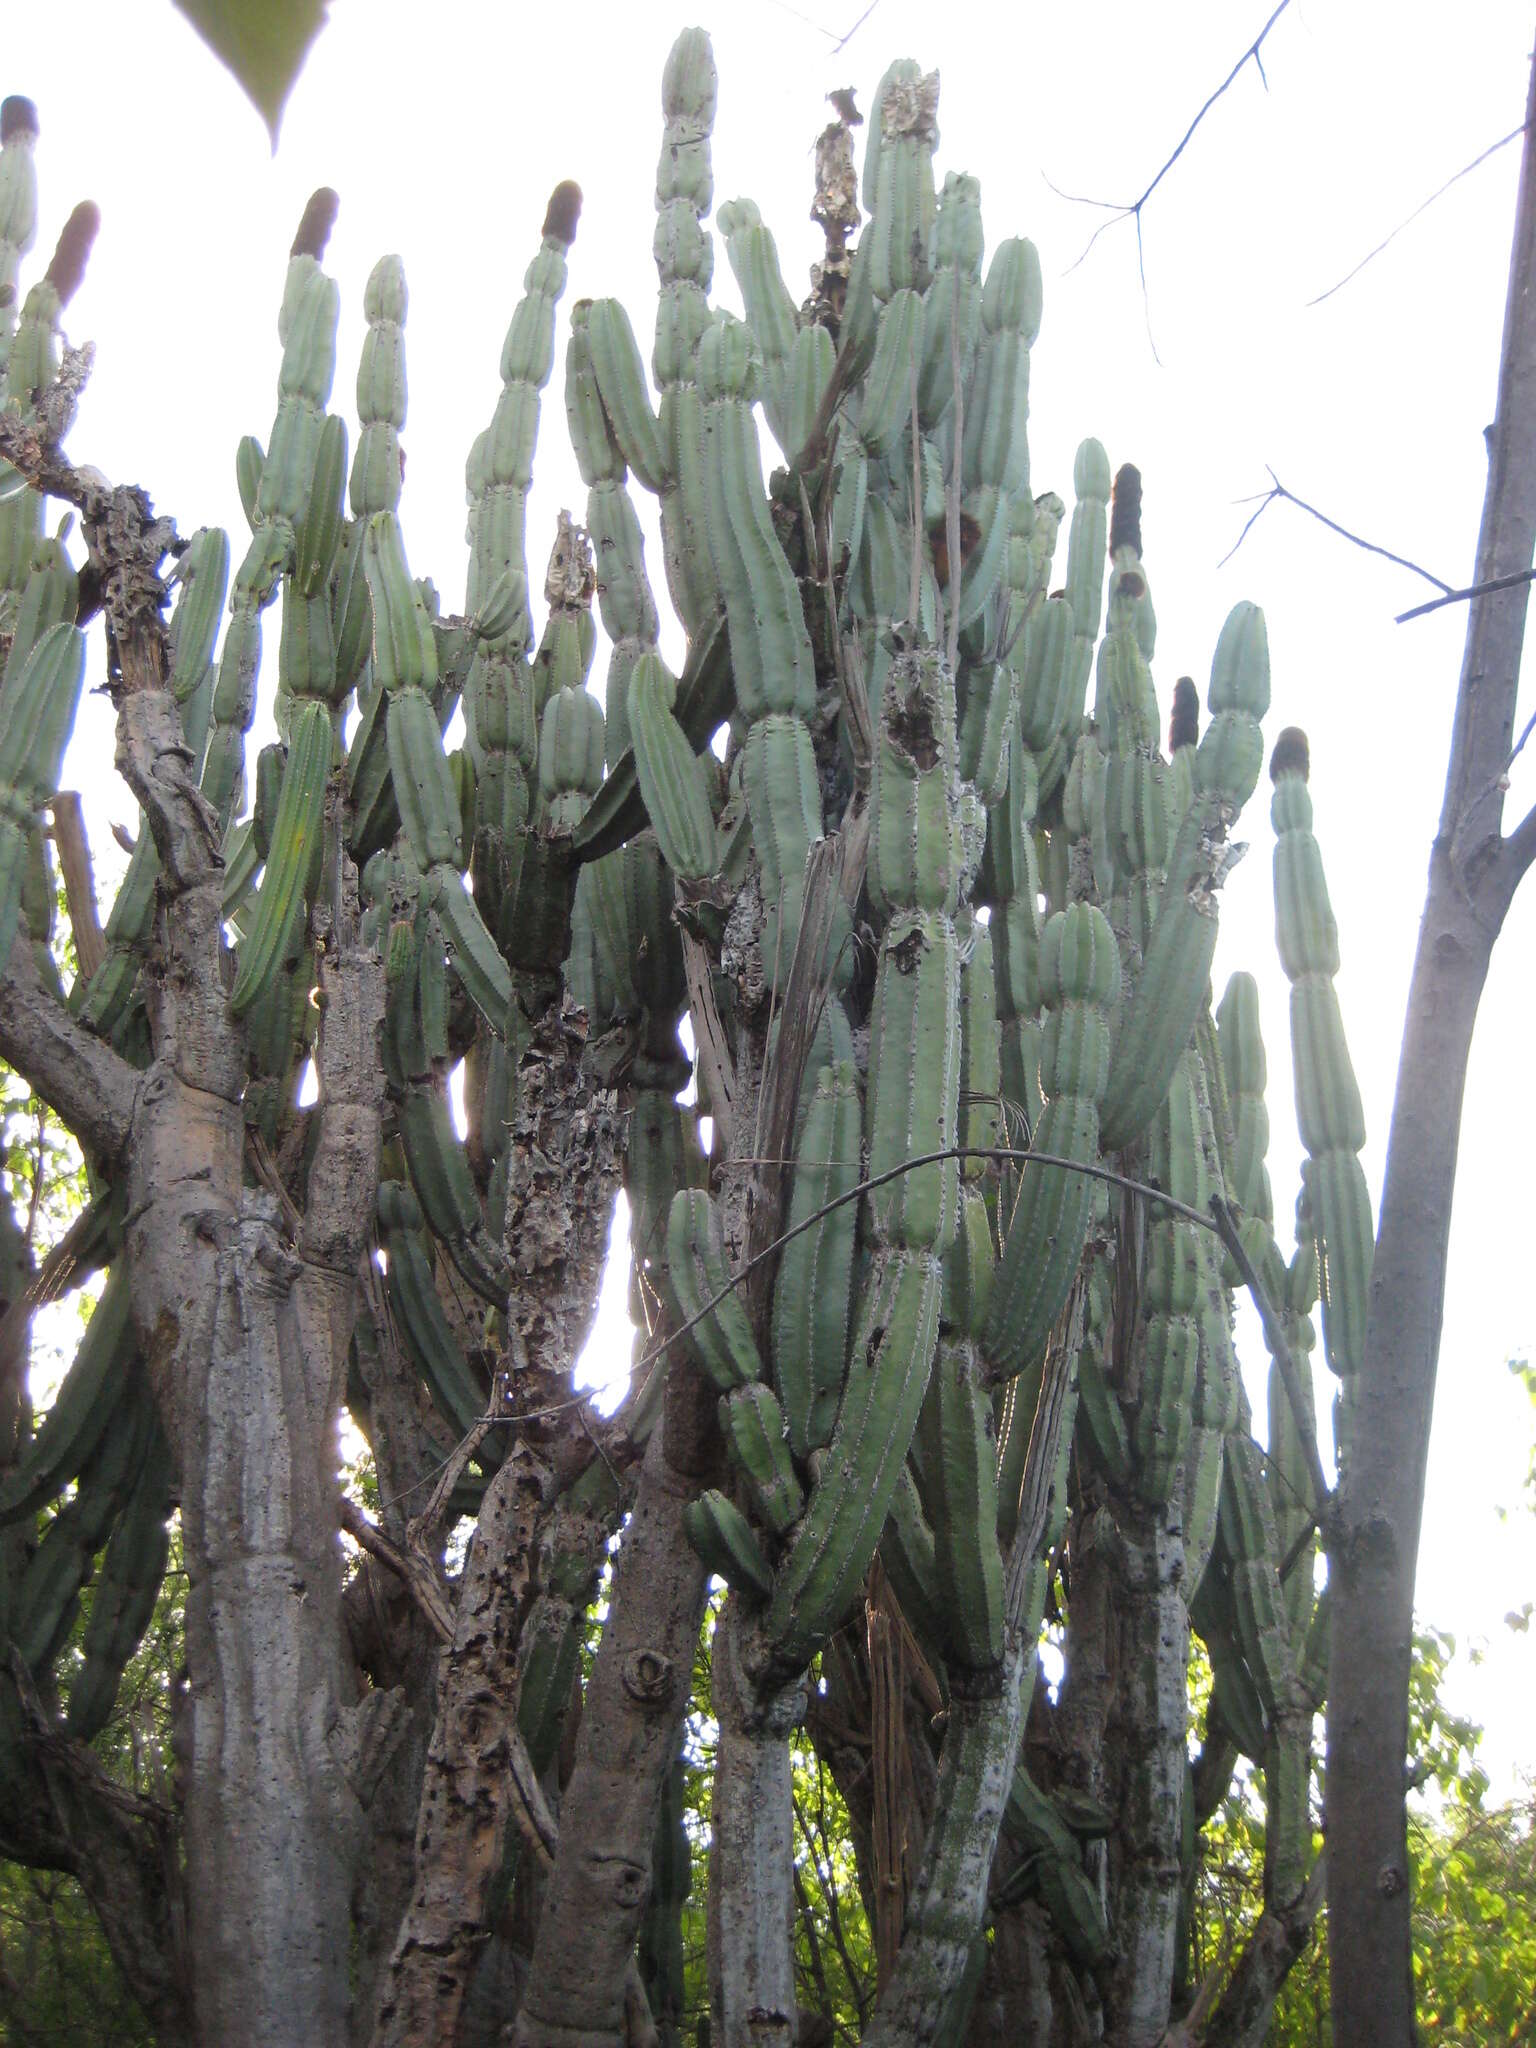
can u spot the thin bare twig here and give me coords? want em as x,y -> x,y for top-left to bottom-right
1395,565 -> 1536,623
635,1139 -> 1289,1396
1309,123 -> 1526,307
1053,0 -> 1293,353
1218,466 -> 1453,591
832,0 -> 881,55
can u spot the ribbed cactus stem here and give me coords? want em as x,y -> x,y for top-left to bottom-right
1,189 -> 96,629
351,255 -> 407,518
533,513 -> 601,832
202,196 -> 341,825
0,96 -> 39,363
461,187 -> 579,937
1270,724 -> 1374,1424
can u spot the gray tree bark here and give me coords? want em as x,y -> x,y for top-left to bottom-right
1326,43 -> 1536,2046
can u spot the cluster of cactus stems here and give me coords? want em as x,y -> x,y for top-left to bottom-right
0,30 -> 1381,2038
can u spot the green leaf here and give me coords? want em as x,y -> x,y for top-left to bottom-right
170,0 -> 330,144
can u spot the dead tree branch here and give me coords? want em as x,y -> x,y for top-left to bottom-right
1050,0 -> 1292,350
1309,123 -> 1526,307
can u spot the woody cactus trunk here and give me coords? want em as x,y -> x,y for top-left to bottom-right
0,39 -> 1368,2048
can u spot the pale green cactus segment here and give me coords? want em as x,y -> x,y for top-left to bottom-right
169,527 -> 231,704
865,910 -> 962,1254
782,322 -> 835,465
1001,1769 -> 1110,1964
917,171 -> 983,428
741,713 -> 821,898
721,1382 -> 804,1536
867,648 -> 963,918
1220,1457 -> 1296,1718
853,287 -> 924,457
228,698 -> 331,1018
1216,970 -> 1272,1236
716,197 -> 799,450
638,30 -> 719,637
958,662 -> 1016,811
363,510 -> 437,695
1130,1050 -> 1206,1500
433,868 -> 513,1030
666,1187 -> 762,1392
0,622 -> 85,976
1075,1324 -> 1132,1486
768,1246 -> 942,1666
64,1420 -> 175,1743
398,1080 -> 512,1303
1266,1314 -> 1319,1644
626,651 -> 717,879
1269,735 -> 1372,1378
1194,600 -> 1270,806
1,539 -> 77,689
464,191 -> 578,633
979,717 -> 1039,909
772,1060 -> 860,1459
683,1489 -> 773,1603
961,239 -> 1039,498
916,1334 -> 1005,1676
862,62 -> 940,303
697,314 -> 816,721
256,264 -> 340,525
941,1183 -> 995,1340
829,447 -> 868,577
1098,604 -> 1269,1153
0,99 -> 39,355
387,685 -> 463,872
1181,1424 -> 1225,1598
1290,979 -> 1365,1154
880,1465 -> 949,1667
538,684 -> 604,815
982,902 -> 1116,1377
377,1182 -> 493,1439
1305,1148 -> 1374,1382
585,298 -> 669,493
350,254 -> 407,517
1272,771 -> 1340,977
958,924 -> 1002,1184
1016,595 -> 1075,753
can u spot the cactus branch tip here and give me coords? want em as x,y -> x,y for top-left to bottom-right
45,202 -> 101,305
1270,725 -> 1310,783
1169,676 -> 1198,751
291,187 -> 340,261
1,95 -> 39,143
543,180 -> 582,246
1109,462 -> 1143,557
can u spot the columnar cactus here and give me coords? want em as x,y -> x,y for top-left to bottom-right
0,38 -> 1371,2046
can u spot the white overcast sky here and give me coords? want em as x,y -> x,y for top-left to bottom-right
7,0 -> 1534,1786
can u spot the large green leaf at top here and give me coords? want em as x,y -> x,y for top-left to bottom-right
171,0 -> 331,145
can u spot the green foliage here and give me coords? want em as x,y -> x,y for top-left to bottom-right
1193,1626 -> 1536,2045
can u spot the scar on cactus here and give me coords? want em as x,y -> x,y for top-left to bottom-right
1110,460 -> 1144,557
543,180 -> 582,245
45,202 -> 99,304
290,186 -> 339,260
1169,676 -> 1199,752
1270,725 -> 1311,781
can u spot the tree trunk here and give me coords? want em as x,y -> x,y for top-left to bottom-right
1326,44 -> 1536,2043
706,1601 -> 802,2048
513,1384 -> 711,2047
